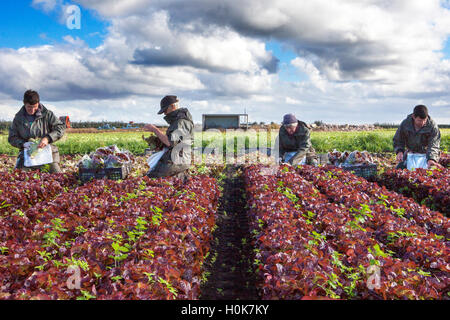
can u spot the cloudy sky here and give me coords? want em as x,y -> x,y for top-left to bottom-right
0,0 -> 449,125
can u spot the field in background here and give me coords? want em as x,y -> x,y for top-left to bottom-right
0,129 -> 449,156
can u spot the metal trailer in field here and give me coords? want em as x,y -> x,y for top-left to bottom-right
202,114 -> 249,131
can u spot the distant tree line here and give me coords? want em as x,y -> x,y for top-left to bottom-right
0,120 -> 449,133
374,122 -> 450,129
0,121 -> 11,132
69,121 -> 148,129
0,121 -> 149,132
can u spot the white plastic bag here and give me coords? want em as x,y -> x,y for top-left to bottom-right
78,154 -> 93,169
24,144 -> 53,167
147,148 -> 168,171
406,153 -> 428,171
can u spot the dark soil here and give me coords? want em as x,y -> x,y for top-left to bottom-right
200,165 -> 259,300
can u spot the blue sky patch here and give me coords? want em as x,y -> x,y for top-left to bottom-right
443,38 -> 450,59
266,40 -> 309,83
0,1 -> 109,49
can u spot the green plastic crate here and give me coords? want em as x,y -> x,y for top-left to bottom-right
341,163 -> 377,179
79,163 -> 132,183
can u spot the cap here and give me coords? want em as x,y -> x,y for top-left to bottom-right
282,113 -> 297,125
158,95 -> 179,115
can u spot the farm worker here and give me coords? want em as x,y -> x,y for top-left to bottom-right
8,90 -> 65,173
278,113 -> 318,166
393,105 -> 442,169
144,95 -> 194,179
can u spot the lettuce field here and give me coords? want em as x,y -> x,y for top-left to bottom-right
1,129 -> 449,156
0,158 -> 448,300
0,128 -> 448,300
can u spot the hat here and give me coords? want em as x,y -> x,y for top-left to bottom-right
282,114 -> 297,126
158,95 -> 179,115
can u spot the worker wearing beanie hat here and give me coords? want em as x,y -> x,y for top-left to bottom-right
282,113 -> 297,126
143,95 -> 194,180
277,113 -> 318,166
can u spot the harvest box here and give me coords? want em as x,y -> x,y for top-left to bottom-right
341,163 -> 377,179
79,163 -> 132,183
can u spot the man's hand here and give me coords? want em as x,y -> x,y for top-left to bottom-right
144,124 -> 170,147
396,152 -> 404,163
427,160 -> 442,168
38,137 -> 49,149
143,124 -> 158,133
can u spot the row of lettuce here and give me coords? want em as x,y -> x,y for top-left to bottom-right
244,165 -> 448,300
0,172 -> 219,299
376,168 -> 448,216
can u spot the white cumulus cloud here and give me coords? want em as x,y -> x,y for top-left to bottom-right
0,0 -> 449,124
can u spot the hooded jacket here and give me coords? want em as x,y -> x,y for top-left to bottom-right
164,107 -> 194,149
393,114 -> 441,162
278,120 -> 315,165
159,107 -> 194,169
8,104 -> 65,151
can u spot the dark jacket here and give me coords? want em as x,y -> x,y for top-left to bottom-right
278,120 -> 315,165
164,108 -> 194,150
149,108 -> 194,177
8,104 -> 65,163
393,114 -> 441,162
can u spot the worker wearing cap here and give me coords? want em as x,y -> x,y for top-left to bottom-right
8,90 -> 65,173
393,105 -> 442,169
277,113 -> 318,166
144,95 -> 194,179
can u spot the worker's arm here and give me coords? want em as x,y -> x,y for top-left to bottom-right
8,118 -> 27,149
288,127 -> 312,165
46,111 -> 66,144
426,126 -> 441,163
144,124 -> 170,147
393,125 -> 406,163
